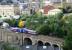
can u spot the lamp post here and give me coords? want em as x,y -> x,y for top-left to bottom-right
19,29 -> 23,46
1,29 -> 2,41
7,30 -> 8,42
18,28 -> 25,50
22,32 -> 23,46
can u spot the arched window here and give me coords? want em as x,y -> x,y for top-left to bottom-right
24,38 -> 32,45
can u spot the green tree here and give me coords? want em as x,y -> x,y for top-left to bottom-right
63,33 -> 72,50
4,19 -> 16,27
0,15 -> 2,18
37,24 -> 51,35
45,14 -> 66,38
63,15 -> 72,50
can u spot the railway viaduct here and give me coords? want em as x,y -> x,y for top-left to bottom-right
0,28 -> 64,50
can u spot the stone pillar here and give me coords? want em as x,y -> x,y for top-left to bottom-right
30,35 -> 37,45
50,43 -> 54,50
59,44 -> 63,50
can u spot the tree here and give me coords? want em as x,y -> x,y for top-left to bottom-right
45,13 -> 66,38
62,15 -> 72,50
25,11 -> 66,38
25,13 -> 45,30
37,24 -> 51,35
0,15 -> 2,18
63,33 -> 72,50
4,19 -> 17,27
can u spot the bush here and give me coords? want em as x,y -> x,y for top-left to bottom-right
63,34 -> 72,50
25,15 -> 48,30
4,19 -> 17,27
37,24 -> 51,35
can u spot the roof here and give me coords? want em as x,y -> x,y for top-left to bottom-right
43,5 -> 55,14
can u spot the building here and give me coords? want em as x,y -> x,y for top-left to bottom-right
38,0 -> 72,8
19,0 -> 40,15
19,3 -> 30,15
49,0 -> 72,7
66,0 -> 72,3
43,5 -> 55,15
14,4 -> 20,15
0,4 -> 20,16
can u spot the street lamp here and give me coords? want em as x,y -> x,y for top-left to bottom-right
19,29 -> 24,46
22,32 -> 23,46
1,29 -> 2,41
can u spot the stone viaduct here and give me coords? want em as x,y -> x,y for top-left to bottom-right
0,28 -> 64,50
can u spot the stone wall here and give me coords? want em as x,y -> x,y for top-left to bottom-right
0,28 -> 64,50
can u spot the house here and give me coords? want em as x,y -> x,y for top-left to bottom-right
43,5 -> 55,15
44,0 -> 72,8
0,4 -> 20,16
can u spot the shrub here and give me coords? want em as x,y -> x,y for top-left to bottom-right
4,19 -> 17,27
37,24 -> 51,35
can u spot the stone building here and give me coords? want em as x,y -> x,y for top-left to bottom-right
0,4 -> 20,16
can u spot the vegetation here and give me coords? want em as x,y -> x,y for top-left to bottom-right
63,33 -> 72,50
37,24 -> 51,35
4,15 -> 26,27
1,43 -> 20,50
2,11 -> 72,50
2,11 -> 67,38
4,19 -> 17,27
62,15 -> 72,50
24,12 -> 72,50
25,12 -> 66,38
25,13 -> 72,50
0,15 -> 2,18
